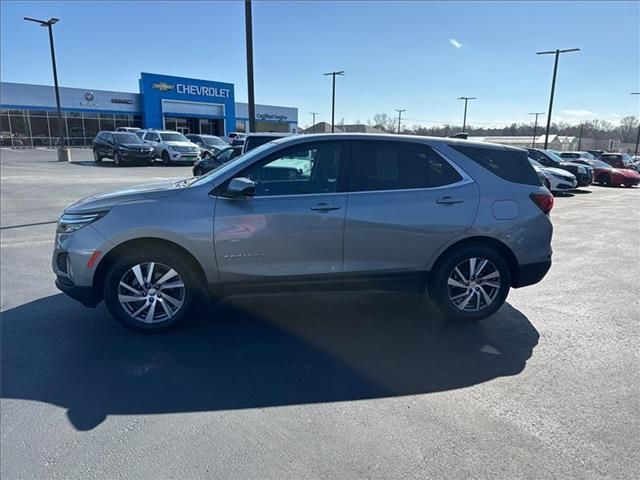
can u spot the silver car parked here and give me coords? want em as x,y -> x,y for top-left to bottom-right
53,134 -> 554,331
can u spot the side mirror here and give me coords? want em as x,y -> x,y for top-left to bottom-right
225,177 -> 255,197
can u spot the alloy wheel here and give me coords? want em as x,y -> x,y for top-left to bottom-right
117,262 -> 186,324
446,257 -> 501,312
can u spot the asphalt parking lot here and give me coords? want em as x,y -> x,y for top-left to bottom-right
1,148 -> 639,479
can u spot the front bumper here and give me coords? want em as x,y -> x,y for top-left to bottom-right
575,172 -> 592,187
55,276 -> 99,307
120,150 -> 154,161
169,150 -> 200,162
513,259 -> 552,288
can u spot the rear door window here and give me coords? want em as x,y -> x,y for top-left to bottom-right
350,141 -> 463,192
449,145 -> 540,186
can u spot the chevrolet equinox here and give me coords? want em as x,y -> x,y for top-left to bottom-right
53,134 -> 553,331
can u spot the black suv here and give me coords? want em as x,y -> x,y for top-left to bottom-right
93,131 -> 155,166
526,148 -> 593,186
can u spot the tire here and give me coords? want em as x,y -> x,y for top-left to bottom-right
103,247 -> 202,331
161,150 -> 171,166
114,151 -> 123,167
93,149 -> 102,163
598,173 -> 611,186
429,245 -> 511,322
193,167 -> 203,177
146,158 -> 154,166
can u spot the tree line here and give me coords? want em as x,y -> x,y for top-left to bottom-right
367,113 -> 639,143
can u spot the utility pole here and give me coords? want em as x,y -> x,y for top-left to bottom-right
24,16 -> 69,161
537,48 -> 580,149
529,112 -> 544,148
324,71 -> 345,133
457,97 -> 476,132
395,109 -> 406,134
310,112 -> 319,133
632,93 -> 640,156
577,122 -> 585,150
244,0 -> 256,133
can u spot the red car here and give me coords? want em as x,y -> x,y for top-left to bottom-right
572,159 -> 640,187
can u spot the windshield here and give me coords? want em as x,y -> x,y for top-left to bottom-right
160,132 -> 189,142
202,135 -> 227,146
529,159 -> 543,168
189,141 -> 275,187
542,150 -> 565,163
114,133 -> 144,143
588,159 -> 614,169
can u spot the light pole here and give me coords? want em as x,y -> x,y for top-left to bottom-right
457,96 -> 476,132
395,109 -> 406,134
529,112 -> 544,148
577,122 -> 585,150
24,16 -> 69,161
244,0 -> 256,133
537,48 -> 580,149
632,93 -> 640,156
324,71 -> 344,133
310,112 -> 319,133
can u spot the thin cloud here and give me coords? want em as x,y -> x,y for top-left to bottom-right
449,38 -> 463,49
561,109 -> 594,116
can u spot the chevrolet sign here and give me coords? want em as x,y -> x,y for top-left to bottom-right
176,83 -> 231,98
151,82 -> 175,92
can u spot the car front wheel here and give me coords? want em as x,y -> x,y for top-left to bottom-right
430,246 -> 511,322
161,151 -> 171,166
103,248 -> 201,331
93,149 -> 102,163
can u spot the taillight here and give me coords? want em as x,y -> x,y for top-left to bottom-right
530,191 -> 554,214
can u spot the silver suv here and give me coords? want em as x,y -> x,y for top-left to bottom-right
138,129 -> 200,165
52,134 -> 553,331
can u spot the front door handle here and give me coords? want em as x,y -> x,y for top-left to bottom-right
311,203 -> 341,211
436,196 -> 465,205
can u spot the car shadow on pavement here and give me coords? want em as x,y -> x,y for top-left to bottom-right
1,293 -> 539,431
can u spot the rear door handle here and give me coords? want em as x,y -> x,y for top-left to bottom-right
311,203 -> 341,211
436,196 -> 465,205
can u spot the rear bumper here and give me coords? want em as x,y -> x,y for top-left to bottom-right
55,276 -> 99,307
513,260 -> 552,288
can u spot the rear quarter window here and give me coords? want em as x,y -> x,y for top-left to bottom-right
449,145 -> 541,186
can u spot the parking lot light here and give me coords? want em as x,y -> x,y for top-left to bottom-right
244,1 -> 256,133
395,109 -> 406,134
529,112 -> 545,148
632,93 -> 639,156
536,48 -> 580,149
23,16 -> 68,161
324,71 -> 345,133
457,97 -> 476,132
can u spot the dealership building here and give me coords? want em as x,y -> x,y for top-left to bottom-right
0,72 -> 298,147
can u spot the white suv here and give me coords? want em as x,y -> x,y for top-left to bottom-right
138,130 -> 200,165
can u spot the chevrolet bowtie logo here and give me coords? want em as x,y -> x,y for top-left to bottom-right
151,82 -> 175,92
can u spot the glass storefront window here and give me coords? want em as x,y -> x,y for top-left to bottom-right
1,112 -> 11,146
28,114 -> 51,146
99,113 -> 115,132
84,117 -> 99,139
9,113 -> 30,146
235,120 -> 247,133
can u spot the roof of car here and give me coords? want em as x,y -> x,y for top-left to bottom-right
268,132 -> 525,151
246,132 -> 292,138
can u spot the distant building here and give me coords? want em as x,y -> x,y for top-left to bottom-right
467,134 -> 577,150
301,122 -> 385,134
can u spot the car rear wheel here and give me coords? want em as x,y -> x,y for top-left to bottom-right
598,173 -> 611,186
430,245 -> 511,322
93,149 -> 102,163
103,248 -> 202,331
162,151 -> 171,166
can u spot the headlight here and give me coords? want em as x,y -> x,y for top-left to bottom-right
57,212 -> 107,234
578,166 -> 586,173
551,173 -> 571,180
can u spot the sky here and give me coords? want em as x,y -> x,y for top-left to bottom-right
1,0 -> 639,128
